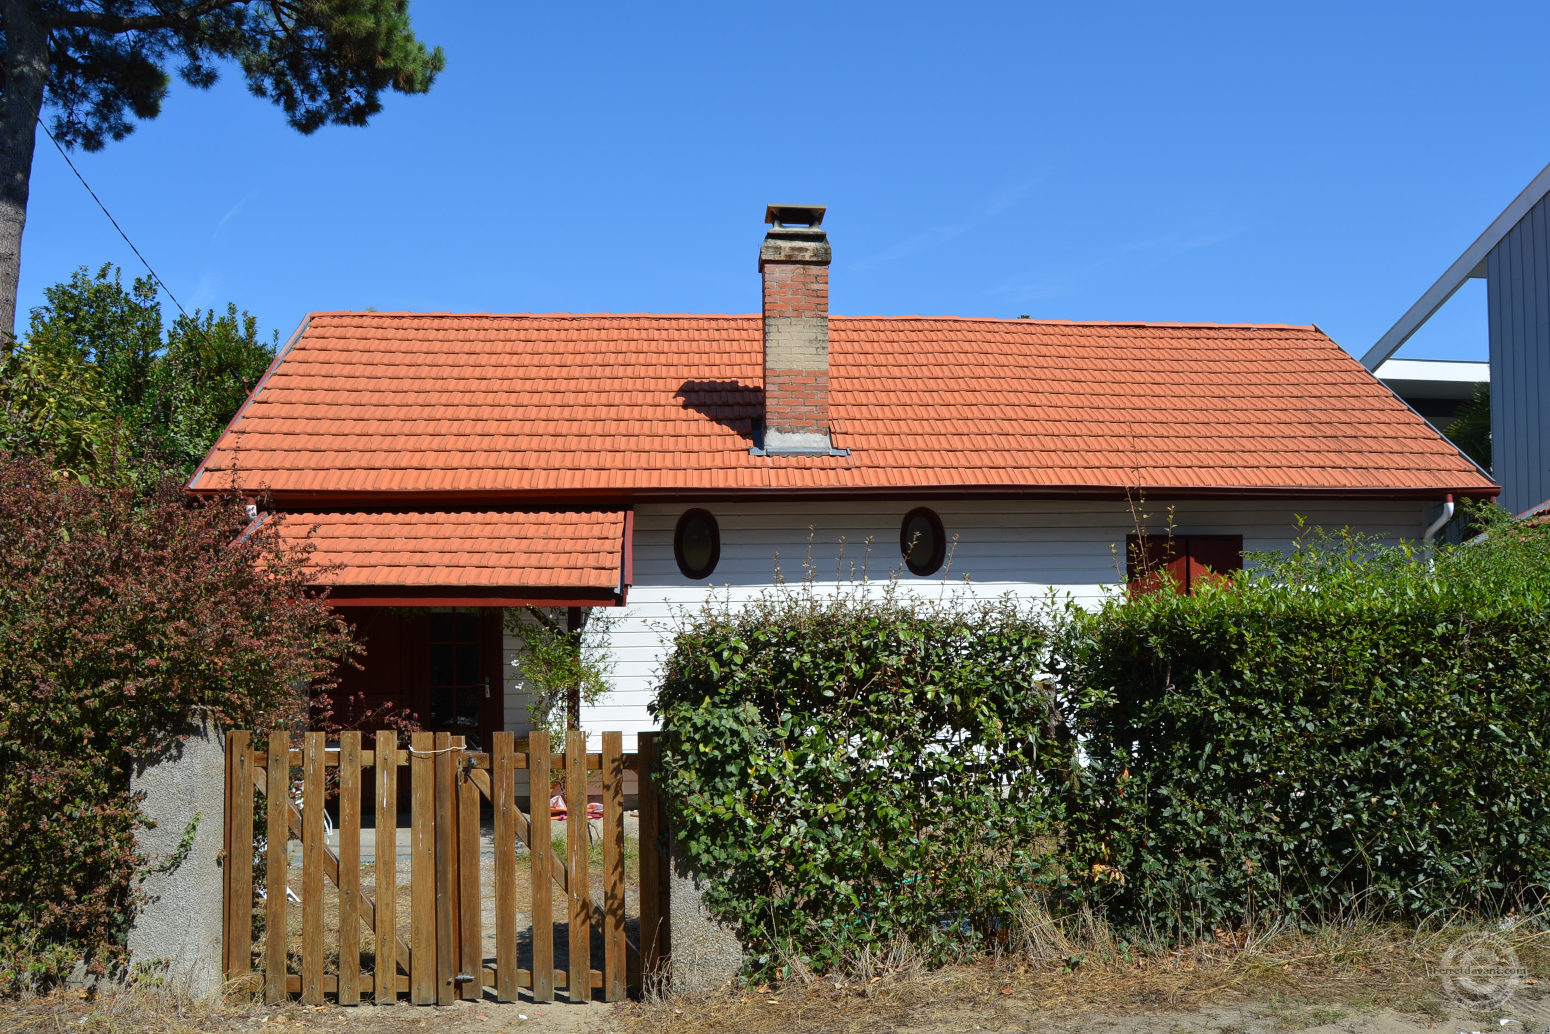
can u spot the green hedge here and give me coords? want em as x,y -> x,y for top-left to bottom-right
652,586 -> 1067,975
654,512 -> 1550,971
1056,519 -> 1550,939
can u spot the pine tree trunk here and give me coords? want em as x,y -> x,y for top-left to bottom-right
0,0 -> 49,341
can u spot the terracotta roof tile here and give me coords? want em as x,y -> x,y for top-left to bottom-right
269,509 -> 626,591
192,314 -> 1496,499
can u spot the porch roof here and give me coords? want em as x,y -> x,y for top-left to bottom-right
261,508 -> 632,606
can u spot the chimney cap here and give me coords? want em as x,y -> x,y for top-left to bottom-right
765,204 -> 826,228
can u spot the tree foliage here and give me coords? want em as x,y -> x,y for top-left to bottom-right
1444,381 -> 1491,473
24,0 -> 443,148
504,606 -> 615,735
0,264 -> 274,483
0,0 -> 444,334
0,452 -> 355,988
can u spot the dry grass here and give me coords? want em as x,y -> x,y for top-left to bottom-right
8,915 -> 1550,1034
0,987 -> 237,1034
616,912 -> 1550,1034
0,987 -> 612,1034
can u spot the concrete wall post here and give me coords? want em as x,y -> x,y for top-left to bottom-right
667,828 -> 746,993
126,717 -> 227,998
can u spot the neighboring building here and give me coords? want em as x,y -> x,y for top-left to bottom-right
1374,357 -> 1488,434
1363,163 -> 1550,514
192,206 -> 1496,747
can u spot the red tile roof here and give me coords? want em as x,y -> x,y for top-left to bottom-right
265,508 -> 628,602
191,313 -> 1496,500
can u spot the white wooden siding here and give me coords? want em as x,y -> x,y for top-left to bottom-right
550,498 -> 1429,749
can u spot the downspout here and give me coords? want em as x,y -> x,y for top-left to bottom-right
1423,493 -> 1456,546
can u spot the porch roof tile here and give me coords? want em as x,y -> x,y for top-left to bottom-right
267,508 -> 628,596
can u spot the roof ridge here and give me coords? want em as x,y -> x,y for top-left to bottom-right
305,310 -> 1321,331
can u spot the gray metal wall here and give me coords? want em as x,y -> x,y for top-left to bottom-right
1487,190 -> 1550,515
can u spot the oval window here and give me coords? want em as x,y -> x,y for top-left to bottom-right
674,509 -> 720,580
900,507 -> 946,576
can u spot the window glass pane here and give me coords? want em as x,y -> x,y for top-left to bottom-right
681,518 -> 712,571
429,690 -> 451,727
453,612 -> 479,641
455,688 -> 478,727
429,644 -> 455,688
428,613 -> 454,641
456,643 -> 480,686
904,514 -> 934,566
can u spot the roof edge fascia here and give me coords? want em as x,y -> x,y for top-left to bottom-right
187,313 -> 314,491
188,483 -> 1500,508
1362,162 -> 1550,370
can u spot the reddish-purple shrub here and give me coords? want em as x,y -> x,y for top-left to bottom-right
0,453 -> 355,988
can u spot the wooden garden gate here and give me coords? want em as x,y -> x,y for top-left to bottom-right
222,729 -> 670,1004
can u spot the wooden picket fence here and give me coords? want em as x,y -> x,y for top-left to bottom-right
222,729 -> 670,1005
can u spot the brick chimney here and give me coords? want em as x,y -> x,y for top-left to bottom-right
760,204 -> 833,454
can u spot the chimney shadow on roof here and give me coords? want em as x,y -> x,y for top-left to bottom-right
675,380 -> 762,441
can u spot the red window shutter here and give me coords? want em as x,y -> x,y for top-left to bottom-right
1126,535 -> 1188,596
1185,535 -> 1244,591
1127,534 -> 1243,596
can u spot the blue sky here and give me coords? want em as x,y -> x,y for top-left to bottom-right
15,1 -> 1550,362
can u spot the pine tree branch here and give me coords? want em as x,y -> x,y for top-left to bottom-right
43,0 -> 243,32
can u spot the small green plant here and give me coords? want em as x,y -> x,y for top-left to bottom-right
504,606 -> 615,734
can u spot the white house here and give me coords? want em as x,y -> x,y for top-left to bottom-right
191,205 -> 1496,749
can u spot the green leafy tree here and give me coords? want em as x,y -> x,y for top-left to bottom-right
0,0 -> 445,336
0,263 -> 275,483
1445,381 -> 1491,473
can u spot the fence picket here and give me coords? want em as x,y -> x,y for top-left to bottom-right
265,732 -> 289,1004
301,733 -> 326,1005
636,731 -> 667,985
225,731 -> 254,983
410,731 -> 435,1004
529,730 -> 554,1003
374,731 -> 398,1002
338,732 -> 361,1005
492,732 -> 518,1001
602,731 -> 626,1001
566,730 -> 590,1003
434,732 -> 457,1005
457,737 -> 481,1001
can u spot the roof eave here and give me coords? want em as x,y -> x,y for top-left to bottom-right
193,482 -> 1500,508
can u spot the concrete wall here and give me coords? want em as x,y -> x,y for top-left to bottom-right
582,497 -> 1430,747
126,719 -> 226,998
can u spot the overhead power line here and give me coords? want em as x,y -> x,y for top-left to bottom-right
35,115 -> 191,320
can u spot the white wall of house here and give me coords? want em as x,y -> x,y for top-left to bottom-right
508,498 -> 1430,750
500,607 -> 542,740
